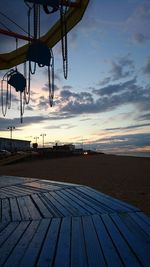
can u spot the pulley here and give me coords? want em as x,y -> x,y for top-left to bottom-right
7,70 -> 26,92
26,40 -> 51,67
24,0 -> 60,13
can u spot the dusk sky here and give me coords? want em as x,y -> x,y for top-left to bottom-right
0,0 -> 150,156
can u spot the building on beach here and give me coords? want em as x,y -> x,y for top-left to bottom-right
0,137 -> 31,152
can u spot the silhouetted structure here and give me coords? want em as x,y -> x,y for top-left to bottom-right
0,137 -> 30,152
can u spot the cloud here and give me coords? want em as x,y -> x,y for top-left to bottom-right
133,33 -> 150,44
93,78 -> 137,96
105,123 -> 150,131
56,78 -> 150,116
92,133 -> 150,152
143,57 -> 150,75
110,56 -> 134,81
98,77 -> 111,86
138,113 -> 150,121
0,115 -> 50,130
44,123 -> 75,130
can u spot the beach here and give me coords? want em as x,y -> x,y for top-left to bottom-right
0,153 -> 150,216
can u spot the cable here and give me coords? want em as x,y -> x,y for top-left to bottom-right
0,11 -> 29,35
0,21 -> 11,31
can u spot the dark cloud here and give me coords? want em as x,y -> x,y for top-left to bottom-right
48,113 -> 76,120
143,57 -> 150,75
93,78 -> 137,96
110,56 -> 134,80
0,115 -> 50,130
138,113 -> 150,121
57,79 -> 150,116
92,133 -> 150,150
98,77 -> 111,86
133,33 -> 150,44
105,123 -> 150,131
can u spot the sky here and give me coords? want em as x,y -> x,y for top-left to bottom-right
0,0 -> 150,156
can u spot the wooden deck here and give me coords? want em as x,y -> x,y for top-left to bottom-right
0,175 -> 150,267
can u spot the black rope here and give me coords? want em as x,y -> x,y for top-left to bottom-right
0,20 -> 11,31
0,11 -> 29,35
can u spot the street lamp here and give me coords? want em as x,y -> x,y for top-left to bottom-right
7,126 -> 15,152
34,136 -> 39,143
40,134 -> 46,148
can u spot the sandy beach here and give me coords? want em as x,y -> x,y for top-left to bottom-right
0,154 -> 150,216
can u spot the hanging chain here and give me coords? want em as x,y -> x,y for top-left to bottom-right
48,49 -> 54,107
1,71 -> 12,116
23,61 -> 30,104
20,91 -> 24,123
60,0 -> 71,79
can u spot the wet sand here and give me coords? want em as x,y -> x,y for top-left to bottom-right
0,154 -> 150,216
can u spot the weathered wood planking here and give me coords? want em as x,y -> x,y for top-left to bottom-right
0,175 -> 150,267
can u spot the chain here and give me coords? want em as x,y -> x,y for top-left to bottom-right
48,49 -> 54,107
24,61 -> 30,105
60,1 -> 71,79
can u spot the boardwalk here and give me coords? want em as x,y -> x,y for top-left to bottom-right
0,175 -> 150,267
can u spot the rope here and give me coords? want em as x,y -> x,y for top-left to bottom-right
0,21 -> 11,31
0,11 -> 29,35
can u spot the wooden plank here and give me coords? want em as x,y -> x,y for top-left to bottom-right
0,188 -> 16,198
0,199 -> 1,221
37,218 -> 61,267
135,212 -> 150,225
50,191 -> 78,216
129,212 -> 150,237
0,221 -> 29,266
19,219 -> 50,267
101,214 -> 142,267
92,214 -> 123,267
31,194 -> 53,218
73,187 -> 113,213
2,198 -> 11,222
41,179 -> 79,187
10,197 -> 22,221
23,195 -> 42,220
0,176 -> 37,188
71,216 -> 88,267
57,190 -> 90,216
38,194 -> 61,217
53,217 -> 71,267
24,181 -> 61,191
0,221 -> 19,246
61,190 -> 96,214
119,212 -> 150,241
67,188 -> 110,214
12,185 -> 40,195
78,186 -> 138,212
3,220 -> 40,267
110,213 -> 150,267
44,192 -> 71,217
20,184 -> 48,193
17,196 -> 32,220
82,215 -> 106,267
0,221 -> 9,233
